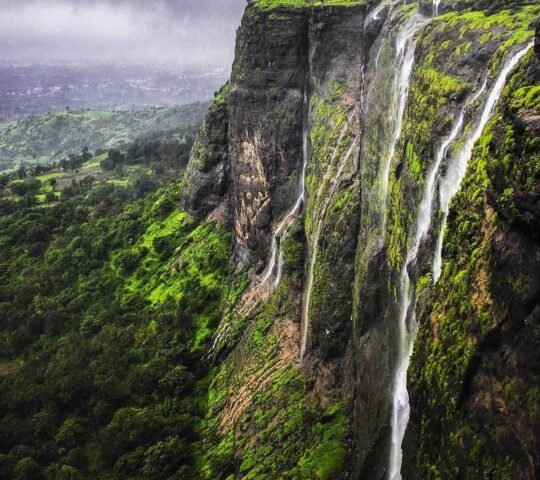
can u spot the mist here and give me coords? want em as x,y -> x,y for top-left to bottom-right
0,0 -> 246,68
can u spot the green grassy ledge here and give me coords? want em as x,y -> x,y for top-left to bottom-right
254,0 -> 368,10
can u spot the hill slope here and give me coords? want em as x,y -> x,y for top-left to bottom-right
0,103 -> 208,171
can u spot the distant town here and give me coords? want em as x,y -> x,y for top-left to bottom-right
0,63 -> 228,121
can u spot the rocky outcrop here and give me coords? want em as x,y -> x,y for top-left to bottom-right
180,0 -> 540,478
228,7 -> 309,262
404,50 -> 540,480
180,84 -> 230,217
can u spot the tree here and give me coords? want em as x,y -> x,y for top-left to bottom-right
141,437 -> 191,480
11,179 -> 41,197
13,457 -> 40,480
81,147 -> 92,163
55,418 -> 86,450
101,149 -> 125,171
17,167 -> 27,179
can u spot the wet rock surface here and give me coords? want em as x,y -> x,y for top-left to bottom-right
179,1 -> 540,477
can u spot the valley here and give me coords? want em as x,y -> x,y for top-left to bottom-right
0,0 -> 539,479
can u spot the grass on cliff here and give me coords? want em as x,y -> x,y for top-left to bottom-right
255,0 -> 367,10
201,223 -> 346,479
408,50 -> 540,479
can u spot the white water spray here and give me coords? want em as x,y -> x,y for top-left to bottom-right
432,42 -> 533,282
388,43 -> 533,479
433,0 -> 441,15
262,87 -> 310,286
380,14 -> 429,230
300,136 -> 359,358
367,0 -> 388,23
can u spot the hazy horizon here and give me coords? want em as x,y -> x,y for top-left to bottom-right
0,0 -> 246,69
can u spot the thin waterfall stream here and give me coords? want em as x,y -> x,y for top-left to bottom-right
388,42 -> 534,480
380,13 -> 429,231
301,4 -> 428,360
432,42 -> 534,282
300,135 -> 359,358
387,76 -> 488,480
210,84 -> 310,352
262,85 -> 310,287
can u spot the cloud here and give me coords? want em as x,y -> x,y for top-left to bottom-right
0,0 -> 245,67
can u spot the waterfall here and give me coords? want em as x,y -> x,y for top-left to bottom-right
301,3 -> 428,360
300,60 -> 365,359
387,79 -> 487,480
379,14 -> 429,231
388,42 -> 533,479
262,86 -> 310,286
433,0 -> 441,15
367,0 -> 388,23
300,136 -> 359,358
209,84 -> 309,354
432,42 -> 533,282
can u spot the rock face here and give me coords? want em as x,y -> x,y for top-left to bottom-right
180,0 -> 540,478
404,50 -> 540,480
180,85 -> 230,217
228,8 -> 309,261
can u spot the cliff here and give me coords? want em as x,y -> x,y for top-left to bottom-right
180,0 -> 540,478
404,45 -> 540,480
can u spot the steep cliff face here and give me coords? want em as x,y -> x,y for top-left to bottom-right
404,48 -> 540,480
188,4 -> 366,478
228,8 -> 309,262
180,0 -> 540,478
180,85 -> 230,217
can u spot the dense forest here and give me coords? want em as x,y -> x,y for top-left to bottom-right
0,154 -> 233,479
1,0 -> 540,479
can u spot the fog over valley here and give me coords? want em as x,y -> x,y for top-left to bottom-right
0,0 -> 245,67
0,0 -> 245,120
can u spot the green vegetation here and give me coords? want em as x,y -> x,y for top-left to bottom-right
0,166 -> 232,478
1,1 -> 539,479
255,0 -> 367,10
0,98 -> 230,479
385,3 -> 537,272
408,50 -> 540,479
0,103 -> 208,171
202,268 -> 347,479
0,75 -> 345,479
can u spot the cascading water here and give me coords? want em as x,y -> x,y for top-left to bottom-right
262,86 -> 310,286
379,15 -> 429,229
388,42 -> 534,479
210,84 -> 310,353
433,0 -> 441,15
432,42 -> 534,283
387,80 -> 487,480
354,3 -> 430,292
300,135 -> 359,358
367,0 -> 388,23
300,58 -> 365,359
302,3 -> 428,360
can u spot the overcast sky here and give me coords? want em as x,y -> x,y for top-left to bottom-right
0,0 -> 246,68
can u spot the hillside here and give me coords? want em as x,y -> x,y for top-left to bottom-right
0,0 -> 539,479
180,0 -> 540,477
0,102 -> 209,172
